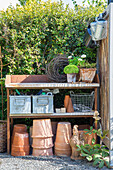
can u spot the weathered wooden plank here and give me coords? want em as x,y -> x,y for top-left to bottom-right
98,16 -> 109,146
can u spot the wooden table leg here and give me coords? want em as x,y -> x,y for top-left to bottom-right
11,118 -> 13,133
7,89 -> 10,154
95,88 -> 98,111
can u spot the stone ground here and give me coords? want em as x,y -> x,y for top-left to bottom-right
0,153 -> 110,170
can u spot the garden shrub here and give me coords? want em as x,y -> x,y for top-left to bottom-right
0,0 -> 106,119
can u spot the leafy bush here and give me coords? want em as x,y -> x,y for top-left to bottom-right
0,0 -> 107,119
0,0 -> 106,75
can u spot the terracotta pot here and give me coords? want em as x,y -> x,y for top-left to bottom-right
64,95 -> 70,110
32,147 -> 53,156
32,137 -> 53,149
55,122 -> 72,156
12,132 -> 29,146
79,130 -> 96,145
32,119 -> 53,138
11,150 -> 29,156
78,125 -> 97,145
79,68 -> 96,83
55,143 -> 71,150
12,124 -> 27,144
11,145 -> 29,152
67,98 -> 74,113
11,132 -> 30,156
55,148 -> 71,157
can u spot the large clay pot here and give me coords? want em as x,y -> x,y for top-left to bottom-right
32,137 -> 53,149
55,122 -> 72,157
32,147 -> 53,156
32,119 -> 53,156
11,132 -> 30,156
32,119 -> 53,138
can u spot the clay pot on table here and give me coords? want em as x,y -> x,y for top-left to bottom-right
55,122 -> 72,157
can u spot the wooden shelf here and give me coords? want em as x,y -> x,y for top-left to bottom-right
6,82 -> 99,89
9,112 -> 94,118
5,74 -> 99,154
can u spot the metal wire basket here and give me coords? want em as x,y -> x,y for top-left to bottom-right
70,91 -> 95,112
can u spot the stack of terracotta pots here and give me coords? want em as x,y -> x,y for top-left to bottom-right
55,122 -> 72,156
32,119 -> 53,156
11,124 -> 29,156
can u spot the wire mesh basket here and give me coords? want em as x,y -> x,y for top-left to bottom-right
70,91 -> 95,112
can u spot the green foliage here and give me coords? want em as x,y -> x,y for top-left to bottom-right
64,65 -> 79,74
77,127 -> 110,169
0,0 -> 106,75
0,0 -> 106,119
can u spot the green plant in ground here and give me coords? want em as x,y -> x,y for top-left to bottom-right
76,126 -> 110,169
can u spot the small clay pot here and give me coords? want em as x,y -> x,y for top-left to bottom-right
32,137 -> 53,149
64,95 -> 70,110
32,119 -> 53,138
67,98 -> 74,113
32,147 -> 53,156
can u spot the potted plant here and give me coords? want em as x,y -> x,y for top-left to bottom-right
63,54 -> 86,83
64,65 -> 79,83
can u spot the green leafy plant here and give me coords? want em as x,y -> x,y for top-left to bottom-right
64,64 -> 79,74
76,126 -> 110,169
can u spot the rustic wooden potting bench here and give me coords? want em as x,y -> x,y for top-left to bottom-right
5,74 -> 99,154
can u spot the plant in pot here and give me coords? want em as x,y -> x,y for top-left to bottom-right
63,55 -> 86,83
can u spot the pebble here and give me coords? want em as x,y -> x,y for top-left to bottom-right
0,153 -> 109,170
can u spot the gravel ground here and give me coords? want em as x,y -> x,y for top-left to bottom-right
0,153 -> 109,170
